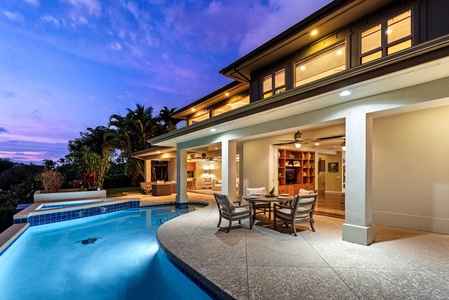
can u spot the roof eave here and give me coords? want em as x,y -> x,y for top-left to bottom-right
219,0 -> 353,77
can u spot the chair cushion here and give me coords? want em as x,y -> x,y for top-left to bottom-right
245,187 -> 266,196
299,188 -> 314,194
276,208 -> 291,215
232,207 -> 250,215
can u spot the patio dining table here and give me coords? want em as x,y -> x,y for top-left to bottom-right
243,195 -> 295,225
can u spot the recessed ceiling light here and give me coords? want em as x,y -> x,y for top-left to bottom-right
339,90 -> 351,97
225,92 -> 229,96
311,29 -> 318,36
210,128 -> 216,132
157,151 -> 161,154
191,108 -> 195,112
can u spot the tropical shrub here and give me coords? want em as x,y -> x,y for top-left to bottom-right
79,146 -> 111,189
35,170 -> 64,193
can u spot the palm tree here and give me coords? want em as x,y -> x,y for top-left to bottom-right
68,126 -> 117,159
158,106 -> 180,133
108,104 -> 160,183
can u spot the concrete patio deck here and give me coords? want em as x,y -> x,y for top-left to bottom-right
126,192 -> 449,300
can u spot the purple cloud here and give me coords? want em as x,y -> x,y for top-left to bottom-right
0,0 -> 331,163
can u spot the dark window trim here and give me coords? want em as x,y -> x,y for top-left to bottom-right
261,67 -> 286,99
359,6 -> 414,63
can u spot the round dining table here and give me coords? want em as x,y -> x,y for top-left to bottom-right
242,194 -> 295,225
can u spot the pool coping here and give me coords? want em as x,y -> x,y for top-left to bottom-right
0,223 -> 29,254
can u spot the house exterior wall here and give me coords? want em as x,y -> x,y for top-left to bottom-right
144,0 -> 449,243
250,0 -> 449,103
372,105 -> 449,234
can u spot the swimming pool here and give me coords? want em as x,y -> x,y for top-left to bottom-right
0,205 -> 211,299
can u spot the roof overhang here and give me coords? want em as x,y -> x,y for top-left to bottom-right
130,146 -> 176,160
220,0 -> 394,81
171,81 -> 249,120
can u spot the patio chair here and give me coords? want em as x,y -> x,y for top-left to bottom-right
273,193 -> 318,236
245,187 -> 271,219
214,193 -> 253,233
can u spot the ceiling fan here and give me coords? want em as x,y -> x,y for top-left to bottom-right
275,130 -> 345,149
201,153 -> 220,162
276,131 -> 306,148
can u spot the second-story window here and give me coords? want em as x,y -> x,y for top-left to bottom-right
295,42 -> 346,87
214,94 -> 249,116
263,68 -> 285,99
189,110 -> 210,125
360,9 -> 412,64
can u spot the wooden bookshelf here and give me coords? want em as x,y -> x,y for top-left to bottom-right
277,149 -> 315,194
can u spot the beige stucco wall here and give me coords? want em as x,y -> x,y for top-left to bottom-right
242,138 -> 272,191
372,105 -> 449,234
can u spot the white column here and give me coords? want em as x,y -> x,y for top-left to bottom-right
176,148 -> 189,205
222,139 -> 237,200
342,109 -> 375,245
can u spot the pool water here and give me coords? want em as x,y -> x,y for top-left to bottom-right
0,206 -> 211,300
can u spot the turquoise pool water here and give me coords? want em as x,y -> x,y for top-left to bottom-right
0,206 -> 211,299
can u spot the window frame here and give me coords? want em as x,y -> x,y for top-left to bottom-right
359,8 -> 413,64
262,67 -> 286,99
188,110 -> 210,125
293,41 -> 347,88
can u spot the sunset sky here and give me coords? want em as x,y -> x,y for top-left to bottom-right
0,0 -> 331,164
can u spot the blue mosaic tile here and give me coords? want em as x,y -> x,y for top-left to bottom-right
26,200 -> 141,226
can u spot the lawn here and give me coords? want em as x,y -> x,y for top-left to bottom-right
106,187 -> 140,198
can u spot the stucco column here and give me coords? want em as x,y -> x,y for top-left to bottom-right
222,139 -> 237,200
176,148 -> 188,205
342,109 -> 375,245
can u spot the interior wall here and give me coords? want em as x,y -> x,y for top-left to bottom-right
194,160 -> 220,185
372,105 -> 449,234
323,152 -> 343,193
168,158 -> 176,181
191,159 -> 238,188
